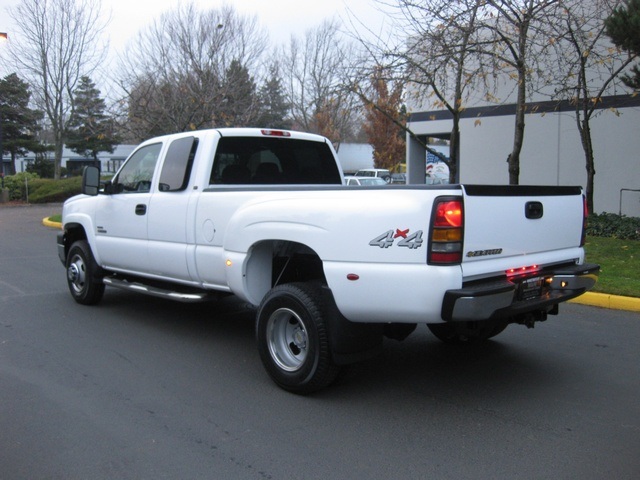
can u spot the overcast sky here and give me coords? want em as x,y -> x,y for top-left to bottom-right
0,0 -> 391,57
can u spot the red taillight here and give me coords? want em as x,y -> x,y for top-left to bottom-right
429,197 -> 464,265
431,251 -> 462,263
506,265 -> 539,277
435,201 -> 463,227
261,129 -> 291,137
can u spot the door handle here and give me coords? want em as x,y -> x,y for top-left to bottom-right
525,201 -> 543,219
135,204 -> 147,215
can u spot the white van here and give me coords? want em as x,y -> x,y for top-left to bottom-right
353,168 -> 391,183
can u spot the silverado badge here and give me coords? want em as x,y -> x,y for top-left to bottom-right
466,248 -> 503,257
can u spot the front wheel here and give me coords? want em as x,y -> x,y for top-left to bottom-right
66,240 -> 105,305
256,283 -> 341,394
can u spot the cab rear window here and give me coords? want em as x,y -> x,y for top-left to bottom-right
210,136 -> 341,185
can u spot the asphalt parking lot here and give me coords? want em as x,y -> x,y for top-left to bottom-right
1,204 -> 639,479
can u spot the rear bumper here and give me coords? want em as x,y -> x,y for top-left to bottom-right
442,263 -> 600,321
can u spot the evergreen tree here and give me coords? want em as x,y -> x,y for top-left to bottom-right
66,76 -> 119,162
220,60 -> 259,127
256,63 -> 292,129
605,0 -> 640,89
0,73 -> 43,175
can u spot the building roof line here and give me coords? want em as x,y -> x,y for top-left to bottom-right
408,93 -> 640,123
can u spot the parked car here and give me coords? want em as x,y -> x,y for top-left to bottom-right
354,168 -> 391,183
390,173 -> 406,184
345,176 -> 388,186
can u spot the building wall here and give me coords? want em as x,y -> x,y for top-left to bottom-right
407,102 -> 640,216
336,143 -> 374,174
11,144 -> 137,175
404,0 -> 640,216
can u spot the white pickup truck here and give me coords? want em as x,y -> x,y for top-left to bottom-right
57,128 -> 599,393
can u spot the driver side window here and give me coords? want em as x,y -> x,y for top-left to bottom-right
113,143 -> 162,193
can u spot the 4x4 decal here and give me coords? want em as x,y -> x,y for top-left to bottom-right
369,229 -> 424,249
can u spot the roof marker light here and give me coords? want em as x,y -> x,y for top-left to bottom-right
261,129 -> 291,137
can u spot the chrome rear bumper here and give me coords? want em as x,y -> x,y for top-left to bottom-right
442,263 -> 600,321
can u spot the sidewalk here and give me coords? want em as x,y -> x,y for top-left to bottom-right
42,217 -> 640,313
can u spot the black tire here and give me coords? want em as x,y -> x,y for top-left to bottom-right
427,321 -> 508,344
65,240 -> 105,305
256,282 -> 341,394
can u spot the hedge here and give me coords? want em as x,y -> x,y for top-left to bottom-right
586,212 -> 640,240
2,174 -> 82,204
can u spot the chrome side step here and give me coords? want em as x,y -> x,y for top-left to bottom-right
102,277 -> 216,303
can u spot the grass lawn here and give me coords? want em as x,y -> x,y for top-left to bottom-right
584,236 -> 640,298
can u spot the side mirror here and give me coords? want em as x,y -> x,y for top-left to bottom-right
81,166 -> 101,196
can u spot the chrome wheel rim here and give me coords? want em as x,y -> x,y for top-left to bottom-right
67,254 -> 87,295
266,307 -> 308,372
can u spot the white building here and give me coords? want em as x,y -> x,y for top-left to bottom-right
6,144 -> 136,176
406,95 -> 640,216
405,5 -> 640,217
335,143 -> 374,174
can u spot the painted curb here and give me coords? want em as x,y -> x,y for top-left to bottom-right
42,217 -> 62,230
41,217 -> 638,313
570,292 -> 640,313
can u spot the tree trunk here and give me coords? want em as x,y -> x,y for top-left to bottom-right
579,116 -> 596,213
9,152 -> 17,175
54,134 -> 63,180
509,66 -> 527,185
449,114 -> 460,184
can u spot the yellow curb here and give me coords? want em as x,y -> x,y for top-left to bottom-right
42,217 -> 62,230
570,292 -> 640,313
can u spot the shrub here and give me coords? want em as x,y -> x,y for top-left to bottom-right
1,174 -> 82,203
587,212 -> 640,240
2,172 -> 40,201
27,177 -> 83,203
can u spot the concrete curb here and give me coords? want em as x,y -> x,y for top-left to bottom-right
42,217 -> 63,230
42,217 -> 639,313
569,292 -> 640,313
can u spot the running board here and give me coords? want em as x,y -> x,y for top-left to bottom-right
102,277 -> 216,303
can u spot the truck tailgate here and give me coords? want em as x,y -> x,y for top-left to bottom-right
461,185 -> 585,279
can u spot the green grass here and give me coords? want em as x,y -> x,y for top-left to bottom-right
584,236 -> 639,298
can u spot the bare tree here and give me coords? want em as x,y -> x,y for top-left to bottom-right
480,0 -> 561,185
401,0 -> 487,182
117,3 -> 268,141
283,18 -> 361,146
348,0 -> 489,183
8,0 -> 107,179
548,0 -> 636,212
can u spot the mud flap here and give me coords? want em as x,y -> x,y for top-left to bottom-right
320,285 -> 383,365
